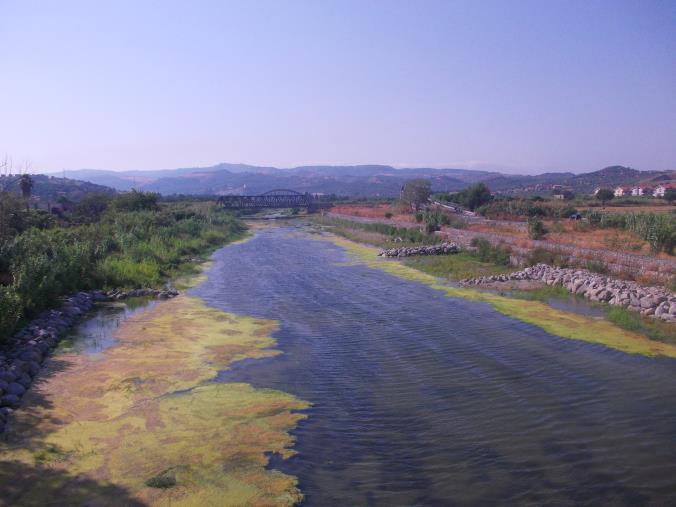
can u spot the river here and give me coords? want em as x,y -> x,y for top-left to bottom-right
188,224 -> 676,506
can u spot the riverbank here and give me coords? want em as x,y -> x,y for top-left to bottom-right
1,200 -> 247,429
320,207 -> 676,286
0,250 -> 309,505
311,219 -> 676,356
0,289 -> 181,431
0,195 -> 245,342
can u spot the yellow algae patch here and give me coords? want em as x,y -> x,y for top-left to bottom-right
0,295 -> 309,506
320,233 -> 676,358
435,286 -> 676,358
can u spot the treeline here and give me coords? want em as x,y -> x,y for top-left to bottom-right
476,198 -> 578,220
0,191 -> 244,340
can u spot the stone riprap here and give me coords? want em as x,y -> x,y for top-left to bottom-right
378,242 -> 460,258
0,288 -> 179,433
461,264 -> 675,322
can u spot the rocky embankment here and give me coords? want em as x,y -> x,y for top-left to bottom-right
461,264 -> 675,322
0,288 -> 179,432
378,242 -> 460,257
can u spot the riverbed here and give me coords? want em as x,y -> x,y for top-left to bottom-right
2,223 -> 676,506
196,224 -> 676,505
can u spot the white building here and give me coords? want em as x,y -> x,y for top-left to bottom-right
653,184 -> 673,197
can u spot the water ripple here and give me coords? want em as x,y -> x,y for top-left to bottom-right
196,226 -> 676,506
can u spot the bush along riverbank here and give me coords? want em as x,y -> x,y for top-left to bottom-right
0,193 -> 245,431
0,192 -> 245,342
462,264 -> 675,323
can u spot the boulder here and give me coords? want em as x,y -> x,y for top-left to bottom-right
0,394 -> 20,408
5,382 -> 25,397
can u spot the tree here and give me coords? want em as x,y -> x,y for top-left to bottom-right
19,174 -> 33,211
112,190 -> 159,212
401,179 -> 431,211
596,188 -> 614,205
0,191 -> 22,242
450,182 -> 493,211
74,193 -> 114,222
664,188 -> 676,204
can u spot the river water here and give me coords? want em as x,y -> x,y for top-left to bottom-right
192,224 -> 676,506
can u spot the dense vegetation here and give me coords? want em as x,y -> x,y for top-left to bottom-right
316,215 -> 434,244
585,211 -> 676,254
476,197 -> 577,219
401,179 -> 431,211
415,209 -> 466,233
437,182 -> 493,211
0,191 -> 244,341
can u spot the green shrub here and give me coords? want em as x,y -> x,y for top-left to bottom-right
527,217 -> 547,240
384,212 -> 393,219
527,247 -> 564,266
145,470 -> 177,489
446,183 -> 492,211
0,286 -> 22,338
469,237 -> 511,265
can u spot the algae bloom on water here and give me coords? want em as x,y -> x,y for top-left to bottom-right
323,234 -> 676,359
0,295 -> 310,506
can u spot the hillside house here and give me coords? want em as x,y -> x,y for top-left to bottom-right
653,184 -> 675,197
614,186 -> 631,197
630,186 -> 647,196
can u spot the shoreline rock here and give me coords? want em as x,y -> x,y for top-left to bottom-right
378,242 -> 460,258
461,264 -> 675,323
0,287 -> 179,433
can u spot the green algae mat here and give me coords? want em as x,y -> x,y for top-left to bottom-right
0,295 -> 309,506
324,234 -> 676,359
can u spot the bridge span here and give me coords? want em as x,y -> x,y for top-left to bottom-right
217,189 -> 328,211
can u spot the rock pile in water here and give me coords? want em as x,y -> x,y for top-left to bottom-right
461,264 -> 675,322
378,242 -> 460,257
0,288 -> 179,433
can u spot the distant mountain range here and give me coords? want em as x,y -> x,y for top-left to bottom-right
52,163 -> 675,197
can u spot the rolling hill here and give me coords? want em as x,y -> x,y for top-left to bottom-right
0,174 -> 116,208
52,164 -> 675,197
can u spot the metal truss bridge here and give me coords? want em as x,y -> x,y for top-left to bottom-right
217,189 -> 327,211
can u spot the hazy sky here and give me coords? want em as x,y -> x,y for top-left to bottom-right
1,0 -> 675,174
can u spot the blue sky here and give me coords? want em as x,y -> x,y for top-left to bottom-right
1,0 -> 674,173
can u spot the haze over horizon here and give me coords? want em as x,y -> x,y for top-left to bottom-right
1,0 -> 675,174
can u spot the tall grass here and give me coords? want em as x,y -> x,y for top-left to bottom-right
315,216 -> 436,244
585,211 -> 675,254
0,198 -> 244,341
606,306 -> 675,344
